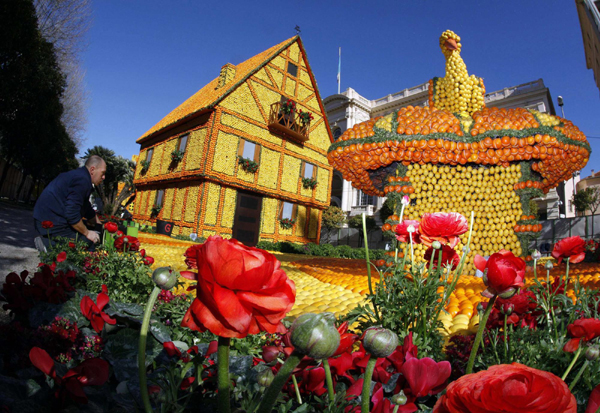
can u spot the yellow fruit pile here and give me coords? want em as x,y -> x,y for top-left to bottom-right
400,163 -> 523,273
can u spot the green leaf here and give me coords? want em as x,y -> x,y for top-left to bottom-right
148,319 -> 171,343
104,328 -> 161,381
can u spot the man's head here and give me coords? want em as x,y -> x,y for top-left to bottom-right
85,155 -> 107,186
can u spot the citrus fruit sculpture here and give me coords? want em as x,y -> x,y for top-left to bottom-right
327,30 -> 591,272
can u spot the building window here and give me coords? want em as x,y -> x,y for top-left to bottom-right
280,201 -> 297,220
177,134 -> 188,153
333,127 -> 342,139
302,161 -> 315,179
238,139 -> 258,161
356,190 -> 376,206
287,62 -> 298,77
155,189 -> 165,207
146,147 -> 154,163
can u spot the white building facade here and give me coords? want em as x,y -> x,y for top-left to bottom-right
324,79 -> 577,221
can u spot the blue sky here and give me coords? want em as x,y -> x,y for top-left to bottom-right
81,0 -> 600,178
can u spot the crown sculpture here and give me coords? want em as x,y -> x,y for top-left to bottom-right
327,30 -> 591,270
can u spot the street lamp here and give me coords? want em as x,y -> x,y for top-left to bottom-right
557,96 -> 565,118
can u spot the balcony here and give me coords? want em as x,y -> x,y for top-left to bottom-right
267,102 -> 310,144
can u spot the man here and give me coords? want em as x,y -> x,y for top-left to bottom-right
33,155 -> 106,250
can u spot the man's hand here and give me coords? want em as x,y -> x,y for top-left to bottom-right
86,230 -> 100,244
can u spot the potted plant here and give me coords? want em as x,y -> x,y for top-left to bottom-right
297,110 -> 314,126
279,99 -> 296,115
302,177 -> 318,189
171,150 -> 185,163
140,160 -> 151,172
279,217 -> 295,229
150,205 -> 162,218
238,156 -> 259,173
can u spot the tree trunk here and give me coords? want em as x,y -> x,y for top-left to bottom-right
15,173 -> 29,201
26,179 -> 37,204
0,158 -> 13,196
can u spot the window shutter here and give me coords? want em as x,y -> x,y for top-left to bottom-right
254,143 -> 260,162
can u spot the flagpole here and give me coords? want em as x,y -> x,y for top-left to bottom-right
337,47 -> 341,94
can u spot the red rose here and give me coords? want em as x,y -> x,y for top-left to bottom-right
552,236 -> 586,264
395,220 -> 421,244
114,235 -> 140,252
563,318 -> 600,353
419,212 -> 468,248
424,244 -> 459,270
586,384 -> 600,413
180,236 -> 295,338
432,363 -> 577,413
401,357 -> 451,398
41,220 -> 54,229
474,250 -> 525,298
104,222 -> 118,233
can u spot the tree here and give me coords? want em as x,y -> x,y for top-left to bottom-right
379,197 -> 395,222
83,146 -> 136,216
573,187 -> 600,216
0,0 -> 77,197
347,214 -> 377,247
321,206 -> 346,242
34,0 -> 91,148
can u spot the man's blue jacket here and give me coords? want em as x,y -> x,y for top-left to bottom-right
33,167 -> 95,229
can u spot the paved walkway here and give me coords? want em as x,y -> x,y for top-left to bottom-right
0,202 -> 40,282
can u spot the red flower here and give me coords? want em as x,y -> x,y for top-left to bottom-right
113,235 -> 140,252
180,377 -> 195,390
184,244 -> 203,269
68,242 -> 76,248
563,318 -> 600,353
163,341 -> 182,357
423,245 -> 459,270
586,384 -> 600,413
432,363 -> 576,413
116,230 -> 124,237
474,250 -> 525,298
395,220 -> 421,244
400,357 -> 451,398
104,222 -> 118,233
180,235 -> 295,338
80,286 -> 117,333
333,321 -> 359,356
56,251 -> 67,263
41,220 -> 54,229
419,212 -> 468,248
143,256 -> 155,266
552,236 -> 586,264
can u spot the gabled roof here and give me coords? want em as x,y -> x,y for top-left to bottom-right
137,36 -> 299,143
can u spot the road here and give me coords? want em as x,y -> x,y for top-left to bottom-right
0,202 -> 40,282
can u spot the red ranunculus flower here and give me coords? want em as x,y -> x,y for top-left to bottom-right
424,244 -> 460,270
56,251 -> 67,263
113,235 -> 140,252
563,318 -> 600,353
419,212 -> 468,248
143,256 -> 155,266
80,286 -> 116,333
333,321 -> 359,356
41,220 -> 54,229
395,220 -> 421,244
432,363 -> 576,413
104,222 -> 118,233
474,250 -> 525,298
180,236 -> 295,338
184,244 -> 203,269
401,357 -> 451,398
552,236 -> 586,264
586,384 -> 600,413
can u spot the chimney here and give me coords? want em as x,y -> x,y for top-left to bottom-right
218,63 -> 236,88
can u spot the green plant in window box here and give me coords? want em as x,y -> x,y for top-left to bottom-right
279,218 -> 296,229
302,177 -> 318,189
171,149 -> 185,163
150,205 -> 162,217
140,160 -> 151,172
238,156 -> 259,173
279,99 -> 296,115
297,110 -> 314,126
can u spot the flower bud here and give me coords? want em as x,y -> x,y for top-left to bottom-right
432,241 -> 442,250
391,390 -> 407,406
401,195 -> 410,205
407,225 -> 416,233
498,287 -> 518,299
501,304 -> 514,316
532,250 -> 541,261
152,267 -> 179,290
585,346 -> 599,361
545,261 -> 554,270
257,368 -> 275,387
289,313 -> 340,359
362,326 -> 399,358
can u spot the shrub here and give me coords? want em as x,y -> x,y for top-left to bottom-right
322,206 -> 347,230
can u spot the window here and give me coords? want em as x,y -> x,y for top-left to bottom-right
146,147 -> 154,163
155,189 -> 165,207
302,161 -> 315,179
238,139 -> 258,161
287,62 -> 298,77
177,134 -> 188,153
333,128 -> 342,139
356,190 -> 376,206
280,201 -> 297,220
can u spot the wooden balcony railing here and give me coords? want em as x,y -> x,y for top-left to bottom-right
267,101 -> 310,144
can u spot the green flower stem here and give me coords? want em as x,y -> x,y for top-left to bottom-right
217,337 -> 231,413
291,374 -> 303,404
257,351 -> 303,413
561,345 -> 583,381
565,257 -> 571,290
362,213 -> 374,296
454,211 -> 475,277
466,294 -> 497,374
395,203 -> 406,265
138,286 -> 161,413
408,232 -> 415,265
361,358 -> 377,413
569,359 -> 589,391
323,359 -> 335,403
392,406 -> 400,413
428,249 -> 436,275
503,313 -> 508,363
533,259 -> 538,279
437,249 -> 443,276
